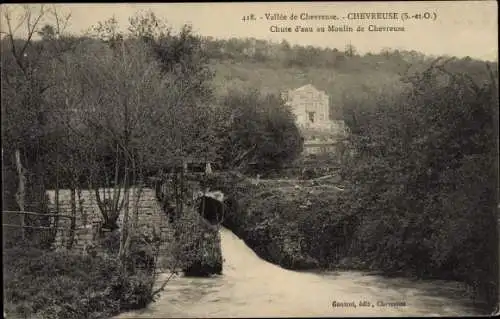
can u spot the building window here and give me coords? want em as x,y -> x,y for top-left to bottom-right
308,112 -> 315,123
281,92 -> 288,102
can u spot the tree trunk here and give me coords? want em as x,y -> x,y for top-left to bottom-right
133,176 -> 143,230
15,149 -> 26,240
112,143 -> 124,223
119,156 -> 130,267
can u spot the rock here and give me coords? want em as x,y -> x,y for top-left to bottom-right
184,261 -> 222,277
291,255 -> 320,270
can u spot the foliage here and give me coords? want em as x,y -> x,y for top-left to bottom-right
1,4 -> 80,246
2,5 -> 498,316
338,58 -> 498,312
215,89 -> 303,172
208,173 -> 344,269
211,60 -> 404,122
171,205 -> 223,276
208,56 -> 498,313
208,39 -> 497,125
1,9 -> 221,317
124,11 -> 219,168
1,7 -> 221,186
126,231 -> 162,275
3,246 -> 156,319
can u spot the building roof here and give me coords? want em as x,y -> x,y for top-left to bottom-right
289,84 -> 327,95
281,84 -> 328,96
295,84 -> 317,91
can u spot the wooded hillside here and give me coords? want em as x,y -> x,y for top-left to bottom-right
205,37 -> 497,121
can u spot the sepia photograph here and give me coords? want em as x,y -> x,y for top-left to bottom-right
1,1 -> 498,318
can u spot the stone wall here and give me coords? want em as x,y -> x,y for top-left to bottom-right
46,184 -> 224,276
46,187 -> 172,255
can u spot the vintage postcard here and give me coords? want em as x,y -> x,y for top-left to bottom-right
1,1 -> 498,318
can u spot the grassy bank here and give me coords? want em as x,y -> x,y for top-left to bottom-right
3,204 -> 224,319
3,245 -> 156,319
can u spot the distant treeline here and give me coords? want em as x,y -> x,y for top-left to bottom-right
202,36 -> 496,74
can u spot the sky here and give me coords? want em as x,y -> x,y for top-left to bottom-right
1,1 -> 498,61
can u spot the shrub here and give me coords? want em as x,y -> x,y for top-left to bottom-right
126,231 -> 162,275
172,208 -> 223,277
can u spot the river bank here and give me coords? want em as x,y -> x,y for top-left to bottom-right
208,173 -> 372,273
3,245 -> 156,319
205,172 -> 497,315
3,187 -> 224,319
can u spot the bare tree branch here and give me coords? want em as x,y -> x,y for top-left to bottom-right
19,5 -> 46,62
4,7 -> 27,77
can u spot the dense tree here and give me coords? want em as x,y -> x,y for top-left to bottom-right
339,58 -> 498,312
216,89 -> 303,172
344,43 -> 357,57
1,4 -> 77,245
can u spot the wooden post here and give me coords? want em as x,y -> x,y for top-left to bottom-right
205,162 -> 213,175
77,188 -> 85,226
55,149 -> 60,218
67,186 -> 76,249
180,160 -> 186,216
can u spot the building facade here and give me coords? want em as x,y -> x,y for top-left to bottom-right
281,84 -> 330,129
282,84 -> 348,156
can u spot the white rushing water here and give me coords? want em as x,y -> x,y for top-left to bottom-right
118,227 -> 480,318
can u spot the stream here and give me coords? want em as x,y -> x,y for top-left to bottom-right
117,227 -> 480,317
